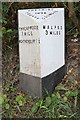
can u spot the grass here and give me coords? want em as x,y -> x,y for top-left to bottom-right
1,82 -> 80,119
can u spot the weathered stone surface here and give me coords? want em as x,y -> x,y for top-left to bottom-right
18,8 -> 65,97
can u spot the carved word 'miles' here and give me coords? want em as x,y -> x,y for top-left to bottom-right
43,25 -> 63,35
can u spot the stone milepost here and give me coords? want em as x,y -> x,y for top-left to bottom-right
18,8 -> 66,97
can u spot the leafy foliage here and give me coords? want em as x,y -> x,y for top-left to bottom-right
31,89 -> 79,118
0,95 -> 10,110
16,95 -> 26,106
